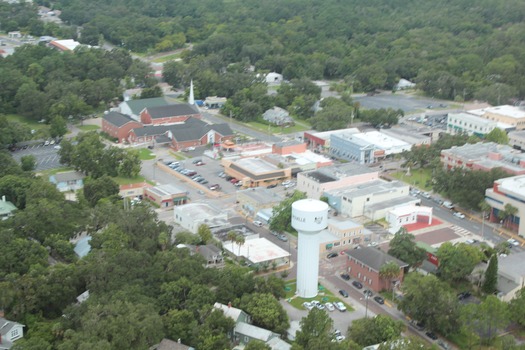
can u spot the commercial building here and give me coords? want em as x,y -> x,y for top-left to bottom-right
144,184 -> 188,208
485,175 -> 525,237
222,157 -> 292,188
447,112 -> 500,137
139,104 -> 201,126
324,180 -> 415,219
441,142 -> 525,175
303,128 -> 360,152
508,130 -> 525,151
343,247 -> 408,292
317,217 -> 370,252
223,237 -> 291,269
380,127 -> 431,147
101,111 -> 142,142
297,163 -> 379,200
468,105 -> 525,130
497,251 -> 525,302
386,205 -> 433,234
174,203 -> 229,234
236,188 -> 284,219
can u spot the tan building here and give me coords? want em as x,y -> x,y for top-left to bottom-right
222,157 -> 292,188
144,184 -> 188,208
468,105 -> 525,130
318,217 -> 369,253
236,188 -> 284,218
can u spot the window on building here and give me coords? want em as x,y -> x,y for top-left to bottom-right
11,328 -> 19,338
358,272 -> 361,278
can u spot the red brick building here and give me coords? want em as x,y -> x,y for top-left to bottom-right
272,140 -> 307,155
102,112 -> 143,143
344,247 -> 408,292
140,104 -> 201,125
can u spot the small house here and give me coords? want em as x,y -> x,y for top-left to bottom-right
49,171 -> 85,192
0,317 -> 25,349
0,196 -> 17,221
262,107 -> 294,126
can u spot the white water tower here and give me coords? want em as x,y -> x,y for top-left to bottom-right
292,199 -> 328,298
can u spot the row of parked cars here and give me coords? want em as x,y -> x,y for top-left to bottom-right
303,300 -> 347,312
166,161 -> 212,186
339,273 -> 385,304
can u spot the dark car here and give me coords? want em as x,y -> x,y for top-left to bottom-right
363,290 -> 373,297
426,331 -> 438,340
267,184 -> 277,189
457,291 -> 472,300
225,176 -> 233,181
340,273 -> 350,281
326,252 -> 338,259
373,296 -> 384,304
352,281 -> 363,289
339,289 -> 349,298
192,159 -> 202,164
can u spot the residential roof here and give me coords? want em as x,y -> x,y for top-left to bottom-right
132,118 -> 233,141
196,244 -> 222,259
0,317 -> 24,346
344,246 -> 408,272
124,97 -> 176,116
266,336 -> 292,350
103,111 -> 138,127
74,236 -> 92,258
52,171 -> 85,183
0,198 -> 17,217
146,104 -> 199,119
151,338 -> 194,350
235,321 -> 275,342
214,302 -> 245,323
49,39 -> 81,51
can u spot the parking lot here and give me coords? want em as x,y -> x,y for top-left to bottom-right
354,91 -> 452,113
11,141 -> 62,171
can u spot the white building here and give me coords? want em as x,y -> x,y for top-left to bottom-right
351,131 -> 412,156
265,72 -> 283,85
447,112 -> 501,136
222,237 -> 291,268
497,251 -> 525,302
386,205 -> 433,234
173,203 -> 229,234
485,175 -> 525,237
468,105 -> 525,130
0,317 -> 24,349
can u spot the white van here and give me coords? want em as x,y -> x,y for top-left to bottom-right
443,201 -> 454,209
253,220 -> 263,227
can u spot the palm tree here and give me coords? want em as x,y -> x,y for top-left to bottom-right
498,204 -> 518,230
479,200 -> 491,240
235,234 -> 245,256
226,230 -> 237,252
379,261 -> 401,296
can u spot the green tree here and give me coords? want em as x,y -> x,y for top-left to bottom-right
20,154 -> 36,172
197,224 -> 213,244
240,293 -> 289,335
49,115 -> 68,138
509,288 -> 525,327
83,176 -> 120,207
436,242 -> 483,282
387,228 -> 427,267
482,254 -> 498,294
244,340 -> 271,350
269,190 -> 307,233
294,308 -> 334,349
348,314 -> 405,347
235,234 -> 246,256
485,128 -> 509,144
498,203 -> 518,230
462,295 -> 510,344
398,273 -> 460,335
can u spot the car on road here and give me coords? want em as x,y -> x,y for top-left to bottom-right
277,234 -> 288,242
421,192 -> 431,199
253,220 -> 263,227
363,290 -> 373,297
325,302 -> 335,312
326,252 -> 338,259
281,180 -> 292,186
208,184 -> 221,191
508,238 -> 520,246
185,147 -> 196,151
266,183 -> 277,189
411,320 -> 425,331
192,159 -> 202,164
339,289 -> 349,297
195,161 -> 205,166
303,302 -> 314,311
340,273 -> 350,281
453,211 -> 465,219
374,296 -> 385,304
425,331 -> 438,340
43,140 -> 50,146
352,281 -> 363,289
334,335 -> 345,342
334,302 -> 346,312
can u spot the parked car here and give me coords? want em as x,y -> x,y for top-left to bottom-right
453,211 -> 465,219
339,289 -> 349,297
334,335 -> 345,342
425,331 -> 438,340
209,184 -> 221,191
253,220 -> 263,227
326,252 -> 338,259
43,140 -> 50,146
230,178 -> 239,184
267,183 -> 277,189
195,161 -> 205,166
334,302 -> 347,312
192,159 -> 202,164
421,192 -> 431,199
281,180 -> 292,186
373,296 -> 384,304
186,171 -> 197,177
352,281 -> 363,289
225,175 -> 233,181
218,171 -> 226,178
277,234 -> 288,242
316,303 -> 325,310
508,238 -> 520,246
186,147 -> 196,151
363,289 -> 373,297
303,302 -> 314,311
271,231 -> 279,236
325,302 -> 335,312
457,291 -> 471,300
340,273 -> 350,281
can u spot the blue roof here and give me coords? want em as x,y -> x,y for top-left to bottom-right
74,236 -> 92,258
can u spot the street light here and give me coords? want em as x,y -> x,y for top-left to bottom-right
361,295 -> 370,318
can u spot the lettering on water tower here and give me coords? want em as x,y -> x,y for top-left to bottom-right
292,214 -> 306,222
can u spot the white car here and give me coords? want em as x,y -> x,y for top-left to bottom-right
421,192 -> 431,199
334,302 -> 347,312
453,212 -> 465,219
325,302 -> 335,312
253,220 -> 263,227
508,238 -> 520,246
303,302 -> 314,311
281,180 -> 292,186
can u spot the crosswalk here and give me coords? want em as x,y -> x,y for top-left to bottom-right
450,225 -> 472,237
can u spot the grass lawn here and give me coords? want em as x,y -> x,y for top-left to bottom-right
77,125 -> 100,131
152,53 -> 181,63
36,167 -> 75,178
390,168 -> 433,190
137,148 -> 156,160
246,121 -> 310,135
4,114 -> 46,129
113,175 -> 150,185
284,280 -> 354,311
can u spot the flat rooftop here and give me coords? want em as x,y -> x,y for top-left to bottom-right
237,188 -> 284,204
329,180 -> 408,199
302,163 -> 377,183
469,105 -> 525,120
175,203 -> 223,221
352,130 -> 410,150
148,184 -> 186,196
235,157 -> 280,173
223,237 -> 290,264
328,217 -> 362,230
307,128 -> 360,141
496,175 -> 525,197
